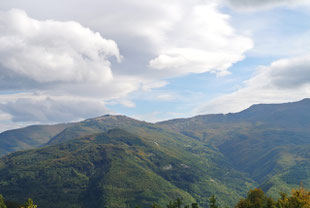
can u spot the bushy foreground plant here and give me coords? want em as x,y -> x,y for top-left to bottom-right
235,187 -> 310,208
0,196 -> 37,208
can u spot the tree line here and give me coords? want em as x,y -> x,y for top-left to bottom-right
148,186 -> 310,208
1,186 -> 310,208
0,196 -> 37,208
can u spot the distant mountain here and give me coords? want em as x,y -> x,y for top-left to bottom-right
47,115 -> 159,145
0,123 -> 73,156
158,98 -> 310,197
0,99 -> 310,207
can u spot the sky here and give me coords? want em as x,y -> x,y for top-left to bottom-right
0,0 -> 310,132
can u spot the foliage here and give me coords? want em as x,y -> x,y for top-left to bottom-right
235,187 -> 310,208
0,195 -> 36,208
21,198 -> 37,208
1,99 -> 310,207
235,188 -> 276,208
0,121 -> 255,208
151,198 -> 198,208
277,186 -> 310,208
1,185 -> 310,208
0,195 -> 7,208
0,124 -> 72,156
158,99 -> 310,196
210,195 -> 219,208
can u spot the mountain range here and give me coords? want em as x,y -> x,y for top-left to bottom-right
0,99 -> 310,207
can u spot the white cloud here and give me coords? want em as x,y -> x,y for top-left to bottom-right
197,55 -> 310,114
0,9 -> 141,125
118,99 -> 136,108
0,9 -> 120,84
0,2 -> 254,127
228,0 -> 310,10
141,81 -> 169,92
1,1 -> 253,78
0,93 -> 111,122
148,3 -> 253,76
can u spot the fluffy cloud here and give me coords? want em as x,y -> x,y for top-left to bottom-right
197,55 -> 310,114
148,3 -> 253,75
1,1 -> 253,78
228,0 -> 310,10
0,9 -> 120,84
0,9 -> 132,124
0,1 -> 253,127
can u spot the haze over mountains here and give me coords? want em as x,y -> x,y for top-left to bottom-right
0,99 -> 310,207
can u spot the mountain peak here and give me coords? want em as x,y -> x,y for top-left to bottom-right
85,114 -> 138,122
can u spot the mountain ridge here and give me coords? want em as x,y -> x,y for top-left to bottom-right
0,98 -> 310,207
0,123 -> 73,157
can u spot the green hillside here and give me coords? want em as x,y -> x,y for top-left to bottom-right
0,123 -> 73,157
0,129 -> 255,208
1,99 -> 310,207
158,99 -> 310,197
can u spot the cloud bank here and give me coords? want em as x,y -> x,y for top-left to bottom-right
0,95 -> 110,122
197,55 -> 310,114
0,2 -> 253,126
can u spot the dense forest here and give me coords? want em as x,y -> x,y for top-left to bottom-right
1,186 -> 309,208
1,100 -> 310,207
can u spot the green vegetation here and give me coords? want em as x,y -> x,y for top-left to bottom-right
158,99 -> 310,196
151,186 -> 310,208
2,186 -> 310,208
0,99 -> 310,207
0,195 -> 6,208
21,198 -> 37,208
0,123 -> 72,156
0,196 -> 37,208
0,128 -> 255,207
235,187 -> 310,208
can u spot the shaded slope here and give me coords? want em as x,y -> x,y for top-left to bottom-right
0,123 -> 72,157
158,98 -> 310,196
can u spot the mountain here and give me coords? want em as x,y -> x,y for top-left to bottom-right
0,99 -> 310,207
0,128 -> 255,208
158,98 -> 310,197
0,123 -> 73,157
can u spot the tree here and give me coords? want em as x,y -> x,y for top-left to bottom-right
167,198 -> 183,208
235,188 -> 275,208
0,195 -> 7,208
191,203 -> 199,208
152,203 -> 162,208
277,192 -> 289,208
154,198 -> 199,208
21,198 -> 37,208
286,186 -> 310,208
209,195 -> 219,208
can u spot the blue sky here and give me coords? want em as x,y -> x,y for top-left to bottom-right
0,0 -> 310,131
